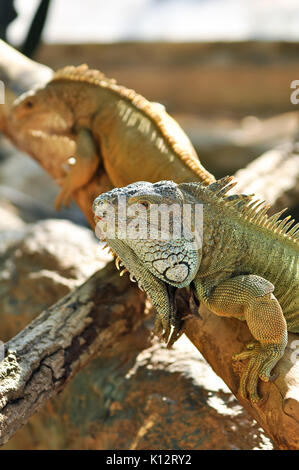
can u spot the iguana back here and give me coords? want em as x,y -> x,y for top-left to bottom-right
12,64 -> 215,209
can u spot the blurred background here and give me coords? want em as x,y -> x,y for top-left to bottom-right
0,0 -> 299,451
7,0 -> 299,43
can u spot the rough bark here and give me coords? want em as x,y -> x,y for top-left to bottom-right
0,262 -> 146,445
0,39 -> 52,134
0,39 -> 52,94
183,305 -> 299,449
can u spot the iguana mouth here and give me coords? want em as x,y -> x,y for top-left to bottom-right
13,107 -> 71,136
30,129 -> 75,144
165,282 -> 178,317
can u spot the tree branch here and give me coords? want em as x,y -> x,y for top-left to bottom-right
0,265 -> 298,448
0,263 -> 146,445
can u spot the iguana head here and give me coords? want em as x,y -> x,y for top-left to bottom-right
93,180 -> 202,292
10,84 -> 74,138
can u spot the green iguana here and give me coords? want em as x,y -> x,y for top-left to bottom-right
92,177 -> 299,402
10,64 -> 214,210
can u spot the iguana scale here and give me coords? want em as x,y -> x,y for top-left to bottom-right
93,177 -> 299,402
11,64 -> 214,209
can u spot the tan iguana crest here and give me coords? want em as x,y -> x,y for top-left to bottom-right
179,176 -> 299,245
52,64 -> 213,185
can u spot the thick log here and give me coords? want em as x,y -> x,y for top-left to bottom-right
0,263 -> 146,445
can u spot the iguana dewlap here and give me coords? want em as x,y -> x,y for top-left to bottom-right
11,64 -> 214,210
93,176 -> 299,402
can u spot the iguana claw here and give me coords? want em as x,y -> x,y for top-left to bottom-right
153,316 -> 171,342
232,341 -> 285,402
55,185 -> 72,210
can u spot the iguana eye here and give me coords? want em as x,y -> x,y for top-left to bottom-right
139,201 -> 149,209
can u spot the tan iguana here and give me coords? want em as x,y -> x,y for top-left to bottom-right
10,64 -> 214,210
92,177 -> 299,402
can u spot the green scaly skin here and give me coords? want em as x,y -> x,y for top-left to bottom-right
93,177 -> 299,402
10,64 -> 214,210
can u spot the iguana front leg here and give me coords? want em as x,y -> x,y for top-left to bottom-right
194,274 -> 288,402
55,128 -> 99,209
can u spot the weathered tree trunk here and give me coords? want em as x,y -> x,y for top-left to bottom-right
234,143 -> 299,213
0,263 -> 146,445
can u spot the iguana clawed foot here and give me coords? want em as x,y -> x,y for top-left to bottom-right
232,341 -> 284,402
55,157 -> 82,210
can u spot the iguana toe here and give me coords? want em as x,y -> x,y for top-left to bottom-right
166,325 -> 183,349
54,186 -> 72,210
233,341 -> 284,402
153,315 -> 171,343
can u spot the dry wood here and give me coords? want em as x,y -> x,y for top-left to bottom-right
0,263 -> 298,448
0,263 -> 146,446
234,143 -> 299,213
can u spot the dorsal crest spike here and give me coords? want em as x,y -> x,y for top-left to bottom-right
252,202 -> 271,223
216,181 -> 238,198
177,181 -> 205,199
207,176 -> 235,194
276,216 -> 291,232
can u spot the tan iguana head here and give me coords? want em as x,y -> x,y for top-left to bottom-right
10,84 -> 74,137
